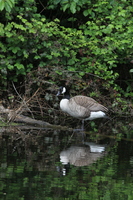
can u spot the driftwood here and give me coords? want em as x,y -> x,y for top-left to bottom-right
0,105 -> 73,131
0,104 -> 51,127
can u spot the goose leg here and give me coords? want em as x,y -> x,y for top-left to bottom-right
73,129 -> 85,142
81,120 -> 85,130
81,120 -> 86,142
73,120 -> 86,142
73,120 -> 85,131
73,120 -> 84,132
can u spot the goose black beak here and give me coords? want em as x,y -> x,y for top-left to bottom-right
56,91 -> 60,96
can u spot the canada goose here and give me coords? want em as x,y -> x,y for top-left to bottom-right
57,86 -> 109,129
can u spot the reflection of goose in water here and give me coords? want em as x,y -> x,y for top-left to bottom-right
60,143 -> 106,167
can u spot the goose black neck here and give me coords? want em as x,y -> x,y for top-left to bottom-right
63,89 -> 70,100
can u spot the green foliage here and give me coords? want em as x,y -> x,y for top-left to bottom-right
0,13 -> 118,89
1,16 -> 87,82
1,132 -> 133,200
46,0 -> 133,98
0,0 -> 133,100
0,0 -> 15,12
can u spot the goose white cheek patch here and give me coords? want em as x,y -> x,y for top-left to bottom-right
62,87 -> 66,94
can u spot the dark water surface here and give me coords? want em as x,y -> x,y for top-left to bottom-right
0,117 -> 133,200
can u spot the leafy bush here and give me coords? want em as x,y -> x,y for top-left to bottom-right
0,0 -> 133,100
47,0 -> 133,97
0,15 -> 117,89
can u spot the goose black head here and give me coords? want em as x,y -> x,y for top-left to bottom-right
56,86 -> 70,99
56,86 -> 67,96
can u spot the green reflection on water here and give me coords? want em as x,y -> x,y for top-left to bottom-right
0,129 -> 133,200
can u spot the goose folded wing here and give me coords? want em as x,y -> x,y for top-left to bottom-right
70,96 -> 108,112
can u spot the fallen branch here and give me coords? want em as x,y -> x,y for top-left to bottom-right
0,104 -> 73,131
0,104 -> 50,126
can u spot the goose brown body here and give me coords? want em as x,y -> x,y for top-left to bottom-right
60,95 -> 108,120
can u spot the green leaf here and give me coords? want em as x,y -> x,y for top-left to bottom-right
62,3 -> 69,12
7,64 -> 14,70
18,35 -> 25,41
55,70 -> 62,75
83,10 -> 89,17
12,47 -> 20,54
10,0 -> 15,3
0,23 -> 4,36
6,0 -> 13,8
0,0 -> 5,11
129,69 -> 133,73
67,59 -> 76,65
61,0 -> 68,4
54,0 -> 61,4
14,63 -> 24,70
5,0 -> 14,12
79,72 -> 85,76
34,55 -> 41,59
70,2 -> 76,14
68,66 -> 76,71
